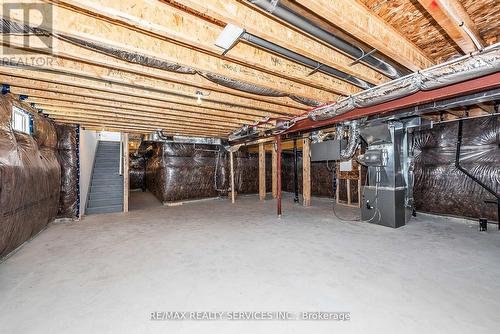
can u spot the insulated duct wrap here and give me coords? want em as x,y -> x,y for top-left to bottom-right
281,152 -> 336,198
339,122 -> 360,160
232,149 -> 272,194
411,115 -> 499,221
0,94 -> 60,258
308,44 -> 500,122
420,48 -> 500,90
129,153 -> 146,190
55,124 -> 79,219
145,143 -> 228,203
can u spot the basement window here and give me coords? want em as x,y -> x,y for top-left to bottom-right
11,106 -> 32,135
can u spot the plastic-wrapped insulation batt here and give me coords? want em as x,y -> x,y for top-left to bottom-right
0,94 -> 60,258
411,115 -> 499,221
55,124 -> 79,218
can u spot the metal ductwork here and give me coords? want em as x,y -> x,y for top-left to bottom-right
248,0 -> 406,79
309,43 -> 500,121
336,121 -> 360,159
241,33 -> 373,89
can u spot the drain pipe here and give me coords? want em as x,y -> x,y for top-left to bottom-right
248,0 -> 405,79
242,33 -> 373,89
277,135 -> 283,217
437,0 -> 483,51
293,138 -> 299,203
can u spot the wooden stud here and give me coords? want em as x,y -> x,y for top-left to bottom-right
302,135 -> 311,207
123,132 -> 129,213
259,142 -> 266,201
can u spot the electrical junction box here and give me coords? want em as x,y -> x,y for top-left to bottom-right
311,139 -> 345,162
339,160 -> 352,171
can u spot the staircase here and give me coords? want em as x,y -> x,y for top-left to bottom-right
86,141 -> 123,215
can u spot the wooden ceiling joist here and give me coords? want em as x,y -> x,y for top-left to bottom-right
23,96 -> 260,124
53,116 -> 226,136
47,0 -> 360,97
292,0 -> 434,71
168,0 -> 390,85
37,103 -> 254,130
31,102 -> 249,128
1,1 -> 338,103
1,43 -> 305,116
58,121 -> 224,137
0,64 -> 293,118
1,35 -> 308,111
42,106 -> 242,131
0,73 -> 285,123
44,109 -> 234,132
416,0 -> 484,53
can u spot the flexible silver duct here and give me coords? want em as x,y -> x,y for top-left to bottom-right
338,121 -> 360,159
248,0 -> 406,79
309,43 -> 500,121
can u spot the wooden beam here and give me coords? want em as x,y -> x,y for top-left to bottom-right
272,144 -> 277,199
0,42 -> 305,116
36,104 -> 244,129
0,34 -> 308,111
54,117 -> 224,136
259,142 -> 266,200
48,112 -> 230,134
21,92 -> 261,124
0,64 -> 292,118
294,0 -> 434,71
123,132 -> 129,213
1,1 -> 338,103
302,135 -> 311,207
40,107 -> 236,132
171,0 -> 390,84
417,0 -> 483,53
247,139 -> 302,153
1,75 -> 279,122
47,0 -> 359,97
48,111 -> 228,133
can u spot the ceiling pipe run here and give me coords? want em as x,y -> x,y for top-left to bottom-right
241,33 -> 373,89
248,0 -> 407,79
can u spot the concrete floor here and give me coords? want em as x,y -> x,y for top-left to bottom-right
1,192 -> 499,334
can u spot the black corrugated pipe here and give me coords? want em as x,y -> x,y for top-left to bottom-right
293,138 -> 299,203
242,33 -> 373,89
248,0 -> 407,79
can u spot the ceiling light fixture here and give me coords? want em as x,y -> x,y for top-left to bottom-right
214,23 -> 245,55
195,90 -> 210,105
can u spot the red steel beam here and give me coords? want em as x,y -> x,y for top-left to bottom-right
276,135 -> 282,218
285,71 -> 500,134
